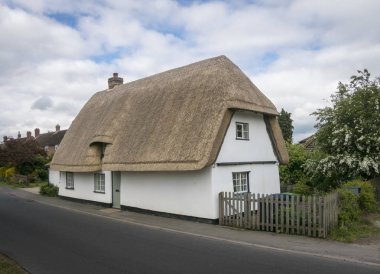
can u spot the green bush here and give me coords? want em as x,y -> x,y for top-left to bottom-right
337,188 -> 360,226
344,180 -> 377,212
292,181 -> 314,196
36,168 -> 48,181
40,184 -> 59,197
5,167 -> 16,179
280,144 -> 308,186
27,171 -> 39,184
0,167 -> 7,179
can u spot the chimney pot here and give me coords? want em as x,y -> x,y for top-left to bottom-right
27,131 -> 32,138
56,124 -> 60,132
35,128 -> 40,137
3,136 -> 7,142
17,131 -> 21,139
108,72 -> 124,89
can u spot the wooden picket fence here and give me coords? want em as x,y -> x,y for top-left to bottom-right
219,192 -> 339,238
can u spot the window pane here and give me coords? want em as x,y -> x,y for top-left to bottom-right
232,172 -> 249,193
66,172 -> 74,188
236,123 -> 248,139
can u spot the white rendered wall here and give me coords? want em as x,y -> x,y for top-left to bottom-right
211,110 -> 281,218
120,168 -> 215,219
212,164 -> 280,195
217,111 -> 277,162
49,170 -> 60,187
58,171 -> 112,204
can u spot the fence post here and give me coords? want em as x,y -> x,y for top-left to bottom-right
245,193 -> 251,229
219,192 -> 223,225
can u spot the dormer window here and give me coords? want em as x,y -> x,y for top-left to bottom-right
236,122 -> 249,140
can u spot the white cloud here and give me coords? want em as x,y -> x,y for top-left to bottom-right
1,0 -> 380,143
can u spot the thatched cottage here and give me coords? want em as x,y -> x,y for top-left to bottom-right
49,56 -> 288,221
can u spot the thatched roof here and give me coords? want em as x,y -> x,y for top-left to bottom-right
51,56 -> 288,172
36,130 -> 67,147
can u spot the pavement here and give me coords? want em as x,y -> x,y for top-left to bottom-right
13,187 -> 380,267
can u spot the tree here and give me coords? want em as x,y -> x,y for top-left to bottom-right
0,138 -> 46,175
306,69 -> 380,187
278,108 -> 294,143
279,143 -> 308,186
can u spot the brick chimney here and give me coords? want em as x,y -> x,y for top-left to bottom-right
56,124 -> 60,132
3,136 -> 7,142
108,73 -> 123,89
17,131 -> 21,139
35,128 -> 40,138
27,131 -> 32,138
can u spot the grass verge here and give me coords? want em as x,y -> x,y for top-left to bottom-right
0,179 -> 45,189
0,253 -> 28,274
329,212 -> 380,243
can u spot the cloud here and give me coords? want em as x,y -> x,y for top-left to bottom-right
1,0 -> 380,143
31,96 -> 53,110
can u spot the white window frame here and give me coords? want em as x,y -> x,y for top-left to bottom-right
236,122 -> 249,140
232,172 -> 249,193
66,172 -> 74,189
94,173 -> 105,193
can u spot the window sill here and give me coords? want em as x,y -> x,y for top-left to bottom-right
93,191 -> 105,194
65,187 -> 74,190
235,138 -> 250,141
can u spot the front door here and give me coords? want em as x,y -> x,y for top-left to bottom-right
112,171 -> 121,209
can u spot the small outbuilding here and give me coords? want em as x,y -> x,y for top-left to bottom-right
49,56 -> 288,221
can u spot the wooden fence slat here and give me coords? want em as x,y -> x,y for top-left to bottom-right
313,196 -> 317,237
308,196 -> 312,237
251,193 -> 256,229
220,192 -> 223,225
292,195 -> 295,233
257,194 -> 263,230
239,193 -> 242,228
318,196 -> 323,238
265,194 -> 268,231
296,195 -> 300,234
284,195 -> 289,234
269,194 -> 273,232
280,195 -> 284,233
275,195 -> 279,233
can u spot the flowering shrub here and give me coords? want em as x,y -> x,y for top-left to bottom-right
308,69 -> 380,189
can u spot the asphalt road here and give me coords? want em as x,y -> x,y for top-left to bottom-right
0,189 -> 379,274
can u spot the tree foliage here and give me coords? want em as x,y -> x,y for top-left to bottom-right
307,69 -> 380,184
279,143 -> 308,186
0,139 -> 46,175
278,108 -> 294,143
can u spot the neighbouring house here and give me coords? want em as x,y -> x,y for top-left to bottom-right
2,125 -> 67,157
49,56 -> 288,221
34,125 -> 67,157
298,135 -> 316,151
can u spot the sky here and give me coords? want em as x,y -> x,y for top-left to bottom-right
1,0 -> 380,143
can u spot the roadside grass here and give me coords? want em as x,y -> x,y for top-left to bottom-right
0,179 -> 45,189
329,211 -> 380,243
0,253 -> 28,274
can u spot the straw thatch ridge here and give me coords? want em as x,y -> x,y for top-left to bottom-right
51,55 -> 288,172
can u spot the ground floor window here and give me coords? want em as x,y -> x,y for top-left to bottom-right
94,173 -> 105,193
66,172 -> 74,189
232,172 -> 249,192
